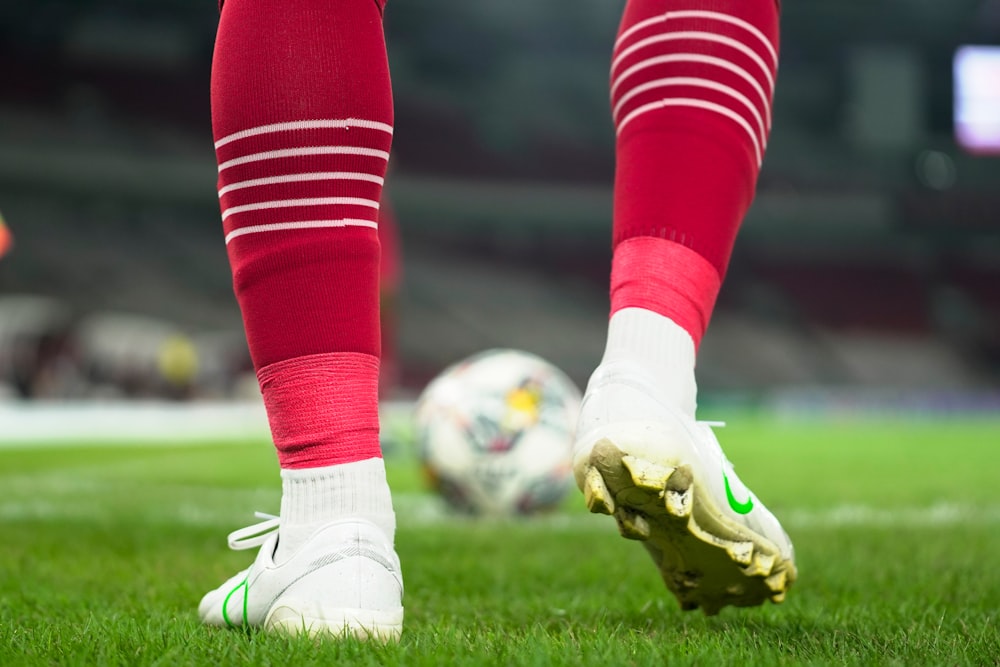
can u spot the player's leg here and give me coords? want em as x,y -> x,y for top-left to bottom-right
574,0 -> 796,614
197,0 -> 402,639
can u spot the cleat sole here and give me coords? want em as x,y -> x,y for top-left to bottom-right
581,440 -> 796,614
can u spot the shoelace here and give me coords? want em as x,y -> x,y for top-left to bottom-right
227,512 -> 280,551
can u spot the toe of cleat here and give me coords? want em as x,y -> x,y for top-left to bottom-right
583,440 -> 795,615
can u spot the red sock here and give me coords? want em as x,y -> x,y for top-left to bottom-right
609,0 -> 780,347
212,0 -> 391,468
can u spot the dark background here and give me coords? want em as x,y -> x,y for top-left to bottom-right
1,0 -> 998,403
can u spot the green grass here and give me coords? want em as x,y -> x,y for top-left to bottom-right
2,417 -> 999,665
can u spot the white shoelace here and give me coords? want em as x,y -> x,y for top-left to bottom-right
227,512 -> 280,551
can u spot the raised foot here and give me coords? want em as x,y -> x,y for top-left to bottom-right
581,439 -> 795,615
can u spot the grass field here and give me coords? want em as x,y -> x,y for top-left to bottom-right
2,415 -> 999,665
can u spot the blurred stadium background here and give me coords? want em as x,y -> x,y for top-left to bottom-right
1,1 -> 999,424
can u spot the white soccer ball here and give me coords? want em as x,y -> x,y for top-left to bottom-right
414,349 -> 582,516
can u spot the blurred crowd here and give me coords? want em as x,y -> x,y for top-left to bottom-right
1,3 -> 998,402
0,200 -> 405,402
0,294 -> 252,401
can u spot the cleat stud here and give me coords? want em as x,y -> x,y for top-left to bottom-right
764,570 -> 787,593
622,456 -> 674,492
770,591 -> 787,604
725,541 -> 754,567
726,584 -> 744,595
583,468 -> 614,515
615,508 -> 651,540
744,552 -> 776,577
664,487 -> 692,519
665,465 -> 693,494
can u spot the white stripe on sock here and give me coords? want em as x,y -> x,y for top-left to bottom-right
215,119 -> 393,149
221,197 -> 380,221
218,172 -> 385,198
218,147 -> 389,173
613,76 -> 768,147
611,31 -> 774,95
611,53 -> 772,130
615,10 -> 778,67
224,219 -> 378,244
617,97 -> 762,166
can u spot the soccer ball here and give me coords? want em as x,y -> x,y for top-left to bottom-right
414,349 -> 582,516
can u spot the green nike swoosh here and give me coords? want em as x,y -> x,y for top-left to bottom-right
221,576 -> 249,628
724,472 -> 754,515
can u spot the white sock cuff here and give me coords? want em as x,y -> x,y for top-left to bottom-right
279,458 -> 395,537
605,308 -> 696,364
603,308 -> 698,415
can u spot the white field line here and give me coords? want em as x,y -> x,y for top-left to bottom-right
1,475 -> 998,531
783,503 -> 1000,528
0,400 -> 417,446
0,401 -> 271,445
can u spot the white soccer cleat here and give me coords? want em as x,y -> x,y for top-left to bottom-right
574,359 -> 797,615
199,514 -> 404,640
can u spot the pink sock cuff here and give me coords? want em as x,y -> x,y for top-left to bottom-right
610,236 -> 722,348
258,352 -> 382,469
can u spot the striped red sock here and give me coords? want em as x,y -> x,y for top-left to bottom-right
609,0 -> 780,347
211,0 -> 391,469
